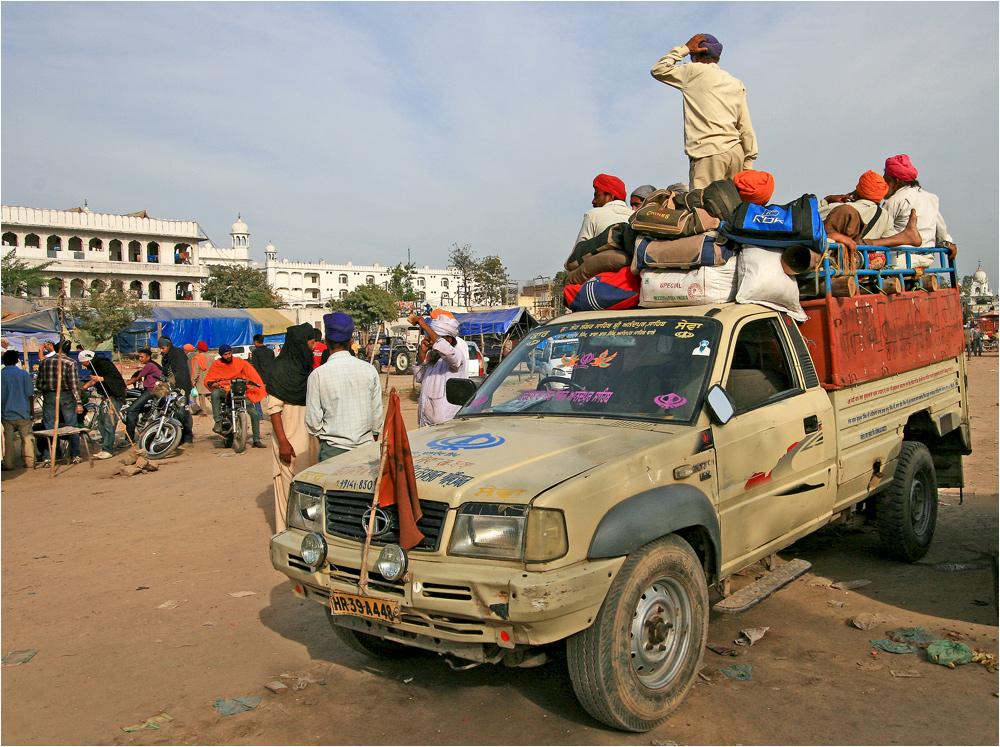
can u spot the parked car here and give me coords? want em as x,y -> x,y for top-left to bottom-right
528,333 -> 578,383
229,343 -> 280,361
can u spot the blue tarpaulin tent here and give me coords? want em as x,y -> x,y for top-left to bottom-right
116,308 -> 263,353
453,307 -> 538,337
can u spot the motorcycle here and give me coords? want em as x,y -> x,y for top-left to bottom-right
135,381 -> 187,459
206,377 -> 258,453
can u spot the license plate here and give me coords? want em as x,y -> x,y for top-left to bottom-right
330,591 -> 400,624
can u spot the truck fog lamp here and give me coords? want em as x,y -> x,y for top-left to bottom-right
299,532 -> 327,570
377,544 -> 408,582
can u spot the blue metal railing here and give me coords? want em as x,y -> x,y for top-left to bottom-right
808,244 -> 957,296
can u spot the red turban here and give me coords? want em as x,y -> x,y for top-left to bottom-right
855,170 -> 888,202
733,170 -> 774,205
884,154 -> 918,182
593,174 -> 626,202
197,340 -> 208,352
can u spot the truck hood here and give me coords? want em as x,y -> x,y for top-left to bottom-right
299,417 -> 675,506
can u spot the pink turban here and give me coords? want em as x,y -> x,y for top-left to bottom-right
884,154 -> 918,182
593,174 -> 627,202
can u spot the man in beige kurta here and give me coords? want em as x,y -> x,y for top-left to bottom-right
651,33 -> 758,189
264,395 -> 319,532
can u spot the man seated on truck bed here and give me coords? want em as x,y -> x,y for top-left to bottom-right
882,154 -> 957,267
820,170 -> 922,268
573,174 -> 633,245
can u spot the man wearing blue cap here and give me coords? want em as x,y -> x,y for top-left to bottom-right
305,312 -> 383,462
651,33 -> 758,189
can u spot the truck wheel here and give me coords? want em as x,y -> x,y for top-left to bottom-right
566,535 -> 708,732
876,441 -> 938,561
325,608 -> 422,658
393,350 -> 412,375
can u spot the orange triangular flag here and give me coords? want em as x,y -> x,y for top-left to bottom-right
377,390 -> 424,550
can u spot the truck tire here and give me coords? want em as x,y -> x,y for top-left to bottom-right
566,534 -> 708,732
393,349 -> 412,375
325,608 -> 422,659
876,441 -> 938,561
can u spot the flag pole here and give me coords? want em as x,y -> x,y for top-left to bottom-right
358,387 -> 394,595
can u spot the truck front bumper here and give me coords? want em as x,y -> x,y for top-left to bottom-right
270,529 -> 623,652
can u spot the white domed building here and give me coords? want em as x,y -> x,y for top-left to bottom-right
198,214 -> 253,267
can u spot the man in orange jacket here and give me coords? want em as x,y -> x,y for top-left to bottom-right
205,344 -> 267,448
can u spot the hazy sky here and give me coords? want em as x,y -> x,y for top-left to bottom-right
2,2 -> 997,286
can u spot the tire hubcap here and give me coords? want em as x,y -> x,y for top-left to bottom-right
630,577 -> 692,689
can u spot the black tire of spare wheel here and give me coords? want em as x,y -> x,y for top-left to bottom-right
566,534 -> 708,732
324,608 -> 422,659
876,440 -> 938,562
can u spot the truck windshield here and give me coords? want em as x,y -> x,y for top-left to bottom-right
460,315 -> 722,423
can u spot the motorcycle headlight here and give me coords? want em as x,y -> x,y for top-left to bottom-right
287,482 -> 324,532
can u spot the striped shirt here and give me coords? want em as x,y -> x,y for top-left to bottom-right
304,351 -> 383,449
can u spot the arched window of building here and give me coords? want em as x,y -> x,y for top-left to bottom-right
110,279 -> 124,292
306,273 -> 320,284
441,278 -> 449,289
26,280 -> 42,297
417,277 -> 426,287
418,291 -> 426,301
47,235 -> 61,251
440,293 -> 451,306
339,274 -> 348,284
89,238 -> 103,252
69,279 -> 85,298
148,281 -> 161,300
109,240 -> 123,261
174,243 -> 191,265
2,232 -> 17,247
24,234 -> 40,248
89,279 -> 106,297
68,237 -> 82,253
339,289 -> 348,299
48,278 -> 64,296
366,275 -> 375,285
129,241 -> 142,262
129,280 -> 143,296
147,242 -> 159,263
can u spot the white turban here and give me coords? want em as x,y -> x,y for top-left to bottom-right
430,317 -> 460,337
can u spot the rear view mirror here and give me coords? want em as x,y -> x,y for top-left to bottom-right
446,378 -> 478,406
705,385 -> 735,425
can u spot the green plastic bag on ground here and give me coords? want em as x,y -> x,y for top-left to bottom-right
926,640 -> 974,667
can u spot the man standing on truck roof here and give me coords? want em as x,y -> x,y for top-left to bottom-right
651,33 -> 757,190
574,174 -> 633,245
881,154 -> 957,268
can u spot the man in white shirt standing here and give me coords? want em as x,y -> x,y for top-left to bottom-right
305,312 -> 383,462
881,154 -> 957,269
651,33 -> 758,189
409,314 -> 469,427
574,174 -> 633,246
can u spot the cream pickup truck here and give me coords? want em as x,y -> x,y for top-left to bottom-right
270,296 -> 969,732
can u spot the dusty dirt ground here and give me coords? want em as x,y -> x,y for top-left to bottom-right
2,358 -> 998,746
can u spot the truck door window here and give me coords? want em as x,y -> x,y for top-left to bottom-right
725,318 -> 799,413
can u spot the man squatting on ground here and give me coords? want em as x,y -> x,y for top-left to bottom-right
305,312 -> 383,463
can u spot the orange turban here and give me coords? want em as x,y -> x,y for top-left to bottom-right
733,170 -> 774,205
593,174 -> 626,202
183,343 -> 195,352
855,170 -> 888,202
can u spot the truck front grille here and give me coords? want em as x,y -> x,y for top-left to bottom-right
324,491 -> 449,552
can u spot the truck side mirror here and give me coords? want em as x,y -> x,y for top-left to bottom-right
705,385 -> 735,425
446,378 -> 478,406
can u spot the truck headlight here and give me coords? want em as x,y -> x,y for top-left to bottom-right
300,532 -> 327,570
448,505 -> 568,562
287,482 -> 324,532
449,504 -> 527,560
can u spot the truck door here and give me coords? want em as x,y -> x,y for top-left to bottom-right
713,315 -> 836,574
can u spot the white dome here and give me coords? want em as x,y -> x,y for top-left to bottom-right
265,241 -> 276,253
973,265 -> 987,282
231,213 -> 248,234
